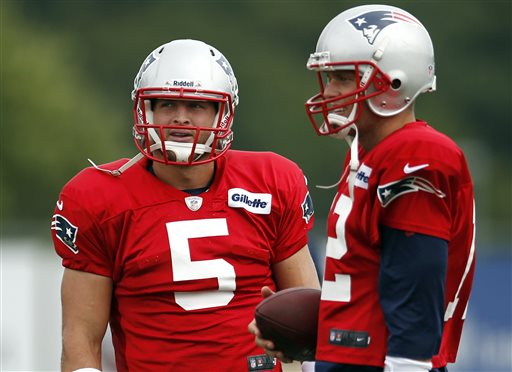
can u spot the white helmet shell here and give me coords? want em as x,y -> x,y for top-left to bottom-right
131,39 -> 239,165
308,4 -> 436,118
132,39 -> 239,107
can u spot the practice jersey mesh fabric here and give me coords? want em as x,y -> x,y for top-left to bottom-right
315,121 -> 475,368
51,150 -> 314,371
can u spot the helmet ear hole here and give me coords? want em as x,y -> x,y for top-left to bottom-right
391,79 -> 402,90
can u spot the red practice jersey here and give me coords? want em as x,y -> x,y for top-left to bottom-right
315,122 -> 475,368
51,150 -> 314,371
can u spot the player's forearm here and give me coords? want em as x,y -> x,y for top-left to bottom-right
272,245 -> 320,290
61,334 -> 102,372
60,269 -> 111,371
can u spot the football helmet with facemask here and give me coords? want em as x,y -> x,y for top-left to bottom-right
305,4 -> 436,139
131,39 -> 239,165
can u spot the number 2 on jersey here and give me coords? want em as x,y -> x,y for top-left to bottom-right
166,218 -> 236,311
321,194 -> 352,302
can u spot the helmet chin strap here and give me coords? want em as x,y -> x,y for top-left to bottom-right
319,103 -> 358,140
315,104 -> 359,190
345,124 -> 360,200
147,127 -> 212,163
87,131 -> 214,177
315,122 -> 360,198
87,145 -> 157,177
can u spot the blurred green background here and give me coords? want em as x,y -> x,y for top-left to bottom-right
1,0 -> 510,252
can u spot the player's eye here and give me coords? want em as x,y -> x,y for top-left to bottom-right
162,101 -> 176,108
334,71 -> 355,82
189,102 -> 205,109
154,100 -> 175,109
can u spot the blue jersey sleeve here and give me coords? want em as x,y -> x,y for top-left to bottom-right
378,225 -> 448,359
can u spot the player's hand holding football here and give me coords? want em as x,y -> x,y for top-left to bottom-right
248,286 -> 294,364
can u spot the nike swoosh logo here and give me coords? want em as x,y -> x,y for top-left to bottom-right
56,200 -> 64,211
403,163 -> 429,174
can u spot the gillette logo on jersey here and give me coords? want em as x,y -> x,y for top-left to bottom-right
354,164 -> 372,189
348,10 -> 422,44
228,188 -> 272,215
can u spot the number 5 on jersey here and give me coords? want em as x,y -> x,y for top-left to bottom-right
166,218 -> 236,310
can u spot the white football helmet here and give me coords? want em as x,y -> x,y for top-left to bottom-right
131,39 -> 239,165
305,4 -> 436,137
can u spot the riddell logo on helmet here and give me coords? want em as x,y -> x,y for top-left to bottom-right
220,116 -> 230,129
172,80 -> 196,87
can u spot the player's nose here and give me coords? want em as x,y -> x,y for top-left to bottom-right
171,105 -> 191,126
323,80 -> 340,99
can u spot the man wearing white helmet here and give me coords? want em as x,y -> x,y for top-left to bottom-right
51,39 -> 319,371
251,4 -> 475,372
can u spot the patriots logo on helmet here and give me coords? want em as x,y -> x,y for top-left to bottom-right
51,214 -> 79,254
133,48 -> 159,91
377,177 -> 445,207
216,54 -> 234,77
348,10 -> 421,45
215,54 -> 239,106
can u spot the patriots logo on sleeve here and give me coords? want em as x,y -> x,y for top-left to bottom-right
51,214 -> 79,254
302,191 -> 314,223
348,10 -> 422,45
377,177 -> 445,208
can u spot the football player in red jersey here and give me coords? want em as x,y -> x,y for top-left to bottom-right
250,4 -> 475,372
51,39 -> 320,372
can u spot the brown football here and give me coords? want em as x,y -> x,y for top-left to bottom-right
255,287 -> 321,361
